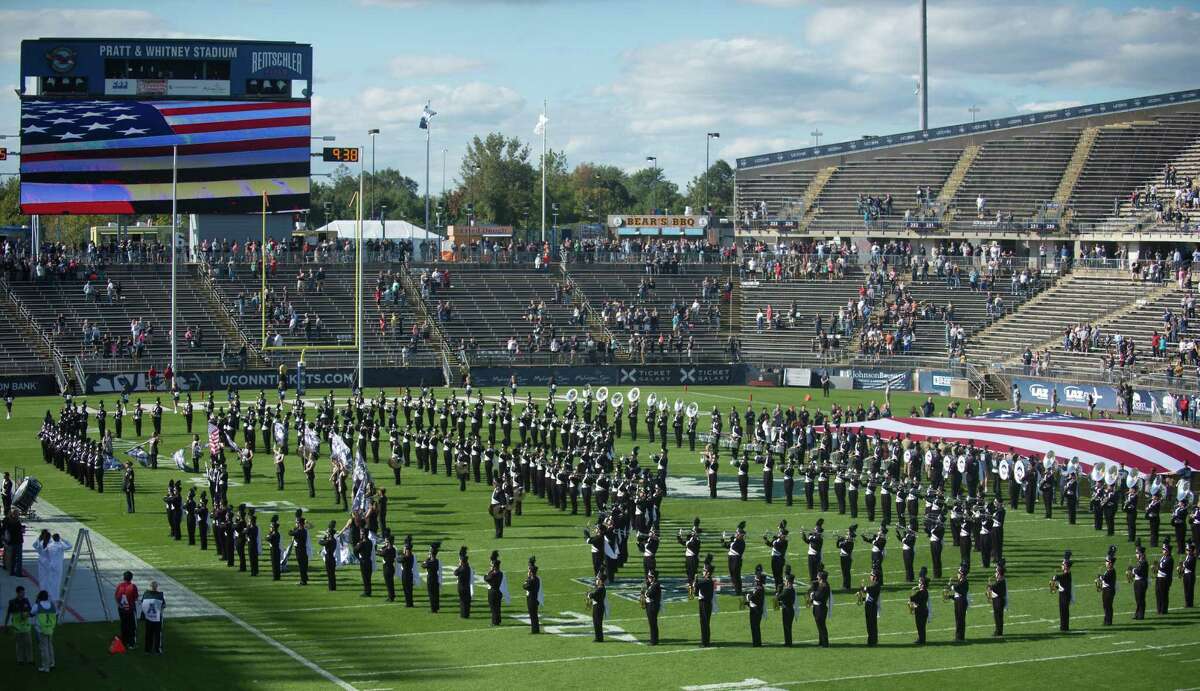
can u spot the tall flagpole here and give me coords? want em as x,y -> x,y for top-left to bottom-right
170,145 -> 178,376
424,117 -> 431,237
540,98 -> 547,244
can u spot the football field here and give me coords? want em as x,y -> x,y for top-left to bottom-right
2,385 -> 1196,690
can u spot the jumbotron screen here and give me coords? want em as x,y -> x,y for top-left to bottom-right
19,98 -> 310,214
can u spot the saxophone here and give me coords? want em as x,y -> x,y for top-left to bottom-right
856,578 -> 867,605
942,580 -> 954,601
639,583 -> 648,610
986,576 -> 996,599
1094,574 -> 1105,592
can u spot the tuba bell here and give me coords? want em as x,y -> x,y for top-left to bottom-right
675,399 -> 684,413
612,392 -> 624,408
1091,463 -> 1105,484
646,392 -> 658,410
596,386 -> 609,403
1105,463 -> 1120,486
627,387 -> 641,403
686,402 -> 699,418
566,388 -> 578,403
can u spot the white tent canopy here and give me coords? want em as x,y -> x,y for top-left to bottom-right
312,220 -> 442,242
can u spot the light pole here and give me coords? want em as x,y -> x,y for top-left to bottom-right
380,203 -> 388,241
367,129 -> 380,221
810,129 -> 823,146
705,132 -> 720,214
968,105 -> 981,123
646,156 -> 658,213
441,147 -> 448,202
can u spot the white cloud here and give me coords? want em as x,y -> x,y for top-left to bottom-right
389,55 -> 484,78
804,2 -> 1200,90
0,9 -> 176,61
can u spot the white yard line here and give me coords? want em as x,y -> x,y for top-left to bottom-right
347,646 -> 715,678
763,640 -> 1200,687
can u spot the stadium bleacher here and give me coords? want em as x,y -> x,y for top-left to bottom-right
4,264 -> 238,373
210,263 -> 441,370
565,263 -> 730,363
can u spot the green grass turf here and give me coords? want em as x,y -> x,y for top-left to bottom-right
2,385 -> 1197,690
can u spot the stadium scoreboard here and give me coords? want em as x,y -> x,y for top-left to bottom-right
18,38 -> 313,216
21,38 -> 312,100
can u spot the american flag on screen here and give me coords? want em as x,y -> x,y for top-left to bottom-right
19,98 -> 310,215
840,415 -> 1200,476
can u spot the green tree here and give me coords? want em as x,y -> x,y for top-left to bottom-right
685,159 -> 734,216
571,163 -> 632,220
459,133 -> 537,227
628,166 -> 682,214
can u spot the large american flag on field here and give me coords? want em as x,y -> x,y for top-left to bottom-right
19,98 -> 310,215
840,412 -> 1200,476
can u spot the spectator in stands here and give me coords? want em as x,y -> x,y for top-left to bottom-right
976,194 -> 986,218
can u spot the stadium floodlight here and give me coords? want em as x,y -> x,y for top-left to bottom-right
311,135 -> 336,141
368,129 -> 380,220
705,133 -> 720,213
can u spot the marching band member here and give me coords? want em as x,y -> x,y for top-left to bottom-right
836,524 -> 857,592
910,566 -> 930,645
1183,540 -> 1197,608
779,566 -> 796,647
1099,545 -> 1117,625
1053,551 -> 1072,631
695,555 -> 716,647
642,568 -> 661,645
861,566 -> 882,647
588,572 -> 607,642
399,535 -> 419,607
1132,542 -> 1148,620
723,522 -> 746,596
524,556 -> 542,633
747,565 -> 766,647
810,569 -> 831,648
952,561 -> 969,642
1156,540 -> 1174,615
454,546 -> 473,619
484,550 -> 506,626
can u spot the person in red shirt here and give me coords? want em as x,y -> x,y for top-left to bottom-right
163,365 -> 174,390
114,571 -> 139,646
147,366 -> 158,392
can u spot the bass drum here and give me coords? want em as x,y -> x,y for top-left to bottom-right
12,477 -> 42,513
998,459 -> 1010,481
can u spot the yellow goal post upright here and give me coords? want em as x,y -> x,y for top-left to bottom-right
260,147 -> 364,392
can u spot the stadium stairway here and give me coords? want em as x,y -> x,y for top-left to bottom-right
5,265 -> 232,375
564,264 -> 729,363
0,276 -> 63,381
192,266 -> 269,369
211,264 -> 440,370
864,276 -> 1032,366
736,271 -> 866,365
796,166 -> 838,231
1050,126 -> 1100,225
1067,113 -> 1200,225
807,151 -> 961,233
935,145 -> 981,209
949,130 -> 1080,226
417,266 -> 593,366
966,272 -> 1149,368
1042,280 -> 1189,379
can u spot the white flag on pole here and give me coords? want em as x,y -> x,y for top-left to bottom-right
534,113 -> 549,136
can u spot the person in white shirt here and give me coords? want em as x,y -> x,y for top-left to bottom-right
33,532 -> 72,606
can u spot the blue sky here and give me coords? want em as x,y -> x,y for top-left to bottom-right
3,0 -> 1198,191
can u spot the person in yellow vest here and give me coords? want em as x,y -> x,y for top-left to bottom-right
3,584 -> 34,666
32,589 -> 56,673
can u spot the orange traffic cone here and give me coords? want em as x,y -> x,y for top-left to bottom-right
109,636 -> 127,655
